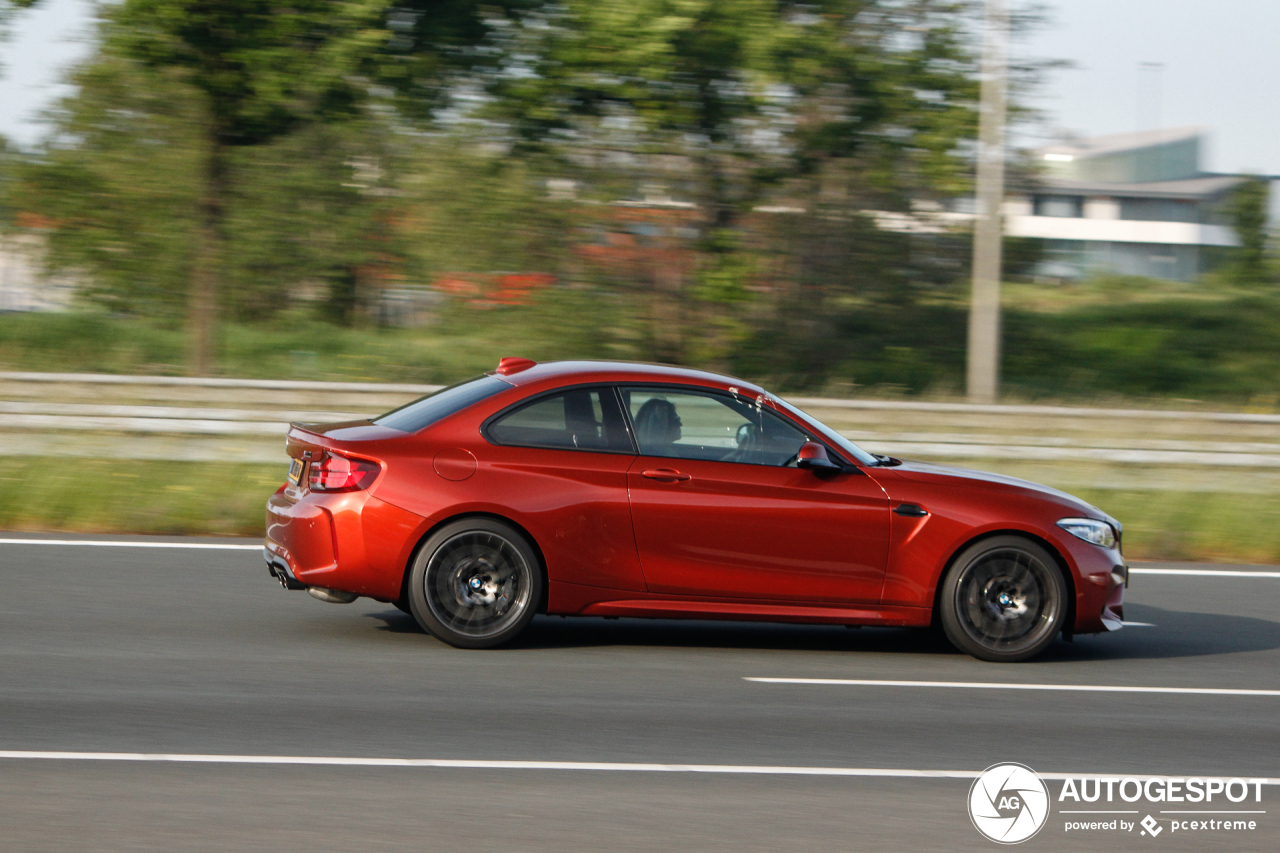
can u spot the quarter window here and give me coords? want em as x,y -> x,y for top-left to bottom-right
621,387 -> 808,466
487,388 -> 633,452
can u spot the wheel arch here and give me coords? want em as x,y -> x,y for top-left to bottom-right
398,511 -> 550,614
928,528 -> 1077,637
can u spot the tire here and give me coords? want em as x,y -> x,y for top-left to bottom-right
939,536 -> 1067,662
407,518 -> 542,649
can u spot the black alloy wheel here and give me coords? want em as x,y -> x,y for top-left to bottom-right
939,535 -> 1067,662
408,518 -> 542,649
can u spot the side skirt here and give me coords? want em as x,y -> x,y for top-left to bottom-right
549,581 -> 931,628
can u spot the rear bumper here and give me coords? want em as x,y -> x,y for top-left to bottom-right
264,488 -> 429,600
265,490 -> 340,584
264,548 -> 306,590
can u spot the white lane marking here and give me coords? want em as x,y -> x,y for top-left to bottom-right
745,678 -> 1280,697
0,752 -> 1273,784
1120,621 -> 1156,627
1130,568 -> 1280,578
0,539 -> 261,550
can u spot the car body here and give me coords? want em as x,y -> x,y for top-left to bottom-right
265,358 -> 1126,661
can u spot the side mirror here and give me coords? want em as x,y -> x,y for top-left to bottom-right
796,441 -> 841,472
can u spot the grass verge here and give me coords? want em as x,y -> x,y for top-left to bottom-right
1073,488 -> 1280,565
6,457 -> 1277,564
2,287 -> 1280,404
2,457 -> 283,537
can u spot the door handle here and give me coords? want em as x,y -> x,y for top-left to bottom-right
894,503 -> 928,517
642,468 -> 691,482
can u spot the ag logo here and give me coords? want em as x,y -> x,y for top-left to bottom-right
968,763 -> 1050,844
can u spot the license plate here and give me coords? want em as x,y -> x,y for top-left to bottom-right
287,458 -> 304,486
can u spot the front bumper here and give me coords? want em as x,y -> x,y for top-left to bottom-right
1099,562 -> 1127,631
1052,525 -> 1128,635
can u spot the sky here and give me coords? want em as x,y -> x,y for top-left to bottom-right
2,0 -> 1279,179
1014,0 -> 1280,177
0,0 -> 95,145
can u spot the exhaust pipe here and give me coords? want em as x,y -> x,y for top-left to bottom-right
265,550 -> 307,590
307,586 -> 359,604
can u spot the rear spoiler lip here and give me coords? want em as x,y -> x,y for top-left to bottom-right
285,421 -> 404,461
288,419 -> 375,437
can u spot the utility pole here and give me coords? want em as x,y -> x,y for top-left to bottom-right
966,0 -> 1009,404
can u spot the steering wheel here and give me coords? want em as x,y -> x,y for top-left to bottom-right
722,423 -> 759,463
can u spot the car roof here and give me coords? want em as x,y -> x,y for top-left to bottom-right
492,360 -> 767,395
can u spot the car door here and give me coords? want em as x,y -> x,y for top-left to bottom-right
621,385 -> 891,604
481,385 -> 647,592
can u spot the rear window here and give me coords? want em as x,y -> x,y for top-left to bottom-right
374,375 -> 509,433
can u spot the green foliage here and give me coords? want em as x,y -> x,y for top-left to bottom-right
467,0 -> 984,360
221,121 -> 407,323
8,0 -> 405,372
1225,176 -> 1273,287
4,288 -> 1279,404
375,1 -> 551,122
398,143 -> 572,277
9,58 -> 404,322
487,0 -> 981,209
0,288 -> 639,382
734,290 -> 1280,400
107,0 -> 390,145
1004,296 -> 1280,400
10,58 -> 204,318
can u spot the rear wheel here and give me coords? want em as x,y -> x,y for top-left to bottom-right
939,536 -> 1067,662
408,518 -> 542,649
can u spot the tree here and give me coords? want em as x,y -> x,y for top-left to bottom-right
8,12 -> 405,330
470,1 -> 982,362
6,1 -> 563,367
1227,176 -> 1272,287
93,0 -> 391,372
9,56 -> 204,317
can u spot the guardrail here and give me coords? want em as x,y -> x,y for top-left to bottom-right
3,372 -> 1278,473
3,371 -> 1278,423
0,371 -> 441,394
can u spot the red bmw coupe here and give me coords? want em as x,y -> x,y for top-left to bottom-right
265,358 -> 1126,662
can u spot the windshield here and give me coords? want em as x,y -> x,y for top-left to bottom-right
772,396 -> 880,466
374,375 -> 509,433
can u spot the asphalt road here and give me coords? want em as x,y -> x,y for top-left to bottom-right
1,535 -> 1277,852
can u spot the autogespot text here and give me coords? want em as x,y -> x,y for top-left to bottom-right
1058,776 -> 1267,837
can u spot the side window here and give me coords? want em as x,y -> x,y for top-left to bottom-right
622,387 -> 808,466
487,388 -> 633,453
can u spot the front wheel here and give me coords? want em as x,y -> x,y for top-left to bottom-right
939,536 -> 1067,662
408,518 -> 542,649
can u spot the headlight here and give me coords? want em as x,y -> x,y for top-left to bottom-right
1056,518 -> 1117,549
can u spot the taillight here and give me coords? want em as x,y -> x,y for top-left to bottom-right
308,453 -> 380,492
